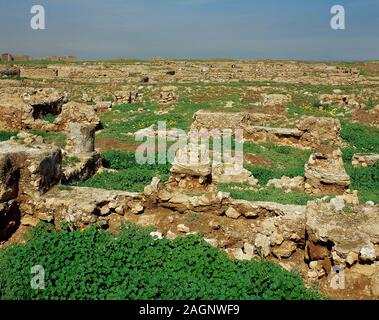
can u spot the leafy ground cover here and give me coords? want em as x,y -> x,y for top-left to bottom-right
0,223 -> 324,300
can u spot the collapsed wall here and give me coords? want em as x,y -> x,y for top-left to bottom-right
0,88 -> 101,132
0,88 -> 68,131
304,146 -> 351,195
0,135 -> 62,241
192,111 -> 342,149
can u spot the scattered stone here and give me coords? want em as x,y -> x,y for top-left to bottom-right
225,207 -> 241,219
272,241 -> 297,258
204,238 -> 218,247
352,154 -> 379,168
254,234 -> 271,257
346,251 -> 359,267
150,231 -> 163,240
359,245 -> 376,263
177,224 -> 190,233
209,220 -> 221,230
166,230 -> 177,240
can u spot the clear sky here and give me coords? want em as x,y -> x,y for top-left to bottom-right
1,0 -> 378,61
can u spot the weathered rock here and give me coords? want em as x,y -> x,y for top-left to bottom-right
61,152 -> 102,184
272,241 -> 297,259
304,147 -> 350,195
168,143 -> 213,192
0,138 -> 62,198
191,110 -> 252,131
212,162 -> 258,185
177,224 -> 190,233
305,200 -> 379,267
298,116 -> 342,148
21,215 -> 39,227
0,87 -> 67,131
65,123 -> 96,154
254,234 -> 271,257
244,126 -> 303,145
28,186 -> 140,228
352,154 -> 379,168
94,101 -> 112,113
267,176 -> 304,192
55,102 -> 100,130
225,207 -> 241,219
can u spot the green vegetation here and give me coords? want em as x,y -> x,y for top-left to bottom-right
345,162 -> 379,204
41,113 -> 57,124
62,156 -> 81,166
0,223 -> 323,300
341,121 -> 379,153
220,185 -> 316,205
29,131 -> 66,149
244,142 -> 312,185
72,151 -> 171,192
340,122 -> 379,203
0,131 -> 17,142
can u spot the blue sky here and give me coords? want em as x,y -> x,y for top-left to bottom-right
0,0 -> 378,60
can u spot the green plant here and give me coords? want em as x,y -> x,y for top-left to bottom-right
345,162 -> 379,204
62,156 -> 81,166
0,131 -> 17,142
243,142 -> 311,185
29,131 -> 66,148
0,223 -> 324,300
365,97 -> 376,110
71,151 -> 171,192
41,113 -> 57,124
340,121 -> 379,153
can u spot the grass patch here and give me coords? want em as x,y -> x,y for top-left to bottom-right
29,131 -> 66,149
0,131 -> 17,142
344,162 -> 379,204
62,156 -> 81,166
244,142 -> 311,185
341,121 -> 379,153
71,151 -> 171,192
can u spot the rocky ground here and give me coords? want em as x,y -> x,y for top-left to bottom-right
1,59 -> 379,300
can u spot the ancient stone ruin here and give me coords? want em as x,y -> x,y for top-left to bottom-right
304,146 -> 351,195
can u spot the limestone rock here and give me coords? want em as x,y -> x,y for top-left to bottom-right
55,102 -> 100,130
352,154 -> 379,168
272,241 -> 297,258
298,116 -> 342,148
267,176 -> 304,192
304,147 -> 350,195
225,207 -> 241,219
254,234 -> 271,257
65,123 -> 96,154
177,224 -> 190,233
